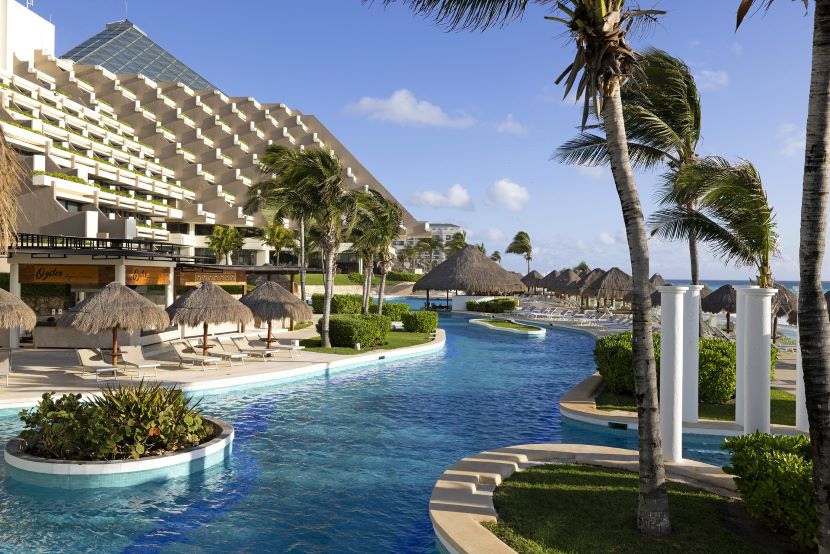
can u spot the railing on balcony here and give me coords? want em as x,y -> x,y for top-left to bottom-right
13,233 -> 180,256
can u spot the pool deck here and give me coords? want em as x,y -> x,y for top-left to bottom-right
0,328 -> 446,412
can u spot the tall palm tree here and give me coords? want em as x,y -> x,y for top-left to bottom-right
260,219 -> 295,266
207,226 -> 244,265
650,157 -> 778,286
246,145 -> 315,302
417,236 -> 442,267
737,2 -> 830,547
399,244 -> 420,270
350,200 -> 378,314
506,231 -> 533,273
444,231 -> 469,256
372,0 -> 671,534
490,250 -> 502,264
358,192 -> 404,314
557,48 -> 703,283
0,128 -> 23,254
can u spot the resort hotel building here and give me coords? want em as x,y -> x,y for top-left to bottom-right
393,222 -> 465,268
0,0 -> 428,346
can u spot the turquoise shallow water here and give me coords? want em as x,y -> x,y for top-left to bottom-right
0,306 -> 729,553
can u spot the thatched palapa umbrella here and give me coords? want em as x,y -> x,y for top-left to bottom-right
566,268 -> 606,303
0,288 -> 36,332
521,270 -> 545,292
582,267 -> 633,302
58,282 -> 170,365
240,281 -> 312,347
701,284 -> 737,332
549,269 -> 581,295
649,273 -> 667,287
167,282 -> 253,355
413,246 -> 526,300
540,270 -> 560,291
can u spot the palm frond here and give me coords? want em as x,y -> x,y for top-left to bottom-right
370,0 -> 558,31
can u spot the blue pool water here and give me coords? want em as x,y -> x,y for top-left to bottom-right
0,308 -> 730,553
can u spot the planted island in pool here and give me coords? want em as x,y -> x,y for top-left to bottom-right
470,318 -> 546,336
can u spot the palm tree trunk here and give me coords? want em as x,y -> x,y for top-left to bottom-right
798,2 -> 830,550
321,246 -> 336,348
362,258 -> 373,314
526,257 -> 530,274
688,231 -> 699,285
299,218 -> 306,303
377,272 -> 387,315
602,83 -> 670,536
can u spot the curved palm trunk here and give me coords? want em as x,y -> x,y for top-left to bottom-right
798,2 -> 830,550
602,83 -> 670,536
377,271 -> 388,315
299,218 -> 307,303
362,257 -> 373,314
321,245 -> 336,349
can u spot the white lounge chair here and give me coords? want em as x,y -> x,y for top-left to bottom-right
120,345 -> 162,379
217,335 -> 273,361
234,335 -> 304,358
76,349 -> 118,382
186,339 -> 247,366
0,349 -> 10,386
170,341 -> 220,370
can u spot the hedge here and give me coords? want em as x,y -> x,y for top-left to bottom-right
466,298 -> 518,314
315,314 -> 390,347
594,332 -> 777,404
387,271 -> 421,282
311,293 -> 364,314
722,433 -> 815,550
402,311 -> 439,333
370,302 -> 410,321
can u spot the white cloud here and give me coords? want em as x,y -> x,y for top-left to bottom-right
347,89 -> 475,128
487,178 -> 529,212
577,166 -> 605,178
496,113 -> 528,136
485,227 -> 505,241
695,70 -> 730,91
411,183 -> 474,210
598,232 -> 616,245
777,123 -> 806,157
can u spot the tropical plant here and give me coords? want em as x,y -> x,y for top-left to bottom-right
736,1 -> 830,548
207,226 -> 244,265
354,191 -> 404,315
444,231 -> 469,256
350,200 -> 379,314
650,157 -> 778,287
398,244 -> 420,270
0,126 -> 23,254
573,260 -> 590,273
261,219 -> 295,266
475,242 -> 486,254
417,236 -> 442,267
490,250 -> 502,264
506,231 -> 533,273
557,48 -> 703,283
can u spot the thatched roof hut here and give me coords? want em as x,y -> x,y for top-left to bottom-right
624,282 -> 659,305
649,273 -> 667,287
540,270 -> 560,290
566,268 -> 606,296
240,281 -> 312,347
0,288 -> 36,331
549,269 -> 581,294
701,284 -> 737,331
413,246 -> 526,294
521,270 -> 545,290
58,282 -> 170,364
167,282 -> 253,354
582,267 -> 633,300
772,283 -> 797,318
701,284 -> 713,298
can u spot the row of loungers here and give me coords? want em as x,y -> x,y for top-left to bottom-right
510,307 -> 634,330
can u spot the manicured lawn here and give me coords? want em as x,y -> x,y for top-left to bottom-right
293,321 -> 313,330
483,320 -> 542,331
595,388 -> 796,426
299,331 -> 432,355
484,464 -> 772,553
302,274 -> 359,286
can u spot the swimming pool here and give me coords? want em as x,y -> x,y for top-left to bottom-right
0,309 -> 730,553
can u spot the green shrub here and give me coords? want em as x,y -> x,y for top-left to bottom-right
402,311 -> 439,333
466,298 -> 518,313
722,433 -> 815,550
387,271 -> 420,282
347,272 -> 365,285
311,293 -> 364,314
18,383 -> 214,461
594,332 -> 662,395
315,314 -> 391,347
698,338 -> 736,403
370,302 -> 410,321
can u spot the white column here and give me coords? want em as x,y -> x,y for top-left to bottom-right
796,335 -> 809,431
114,264 -> 126,285
165,267 -> 175,307
743,287 -> 776,434
735,285 -> 758,426
659,285 -> 688,463
682,285 -> 704,423
8,262 -> 20,348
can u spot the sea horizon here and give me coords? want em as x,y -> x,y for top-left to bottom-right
667,279 -> 829,294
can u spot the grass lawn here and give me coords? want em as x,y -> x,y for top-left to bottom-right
299,331 -> 432,355
301,274 -> 415,286
484,464 -> 775,553
595,388 -> 796,426
293,321 -> 313,331
483,320 -> 542,331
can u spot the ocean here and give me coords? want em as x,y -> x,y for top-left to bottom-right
668,279 -> 830,294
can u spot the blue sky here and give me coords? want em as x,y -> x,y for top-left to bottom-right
29,0 -> 817,281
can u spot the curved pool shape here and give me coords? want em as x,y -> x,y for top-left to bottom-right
0,308 -> 731,553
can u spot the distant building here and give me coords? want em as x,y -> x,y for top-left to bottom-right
393,222 -> 464,270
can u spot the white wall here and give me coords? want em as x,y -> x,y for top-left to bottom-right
0,0 -> 55,72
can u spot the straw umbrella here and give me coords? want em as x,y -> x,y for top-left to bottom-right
549,269 -> 581,296
166,282 -> 253,355
701,284 -> 737,332
240,281 -> 312,347
521,270 -> 545,293
0,288 -> 36,332
582,267 -> 633,306
566,268 -> 606,306
413,245 -> 526,298
58,282 -> 170,365
540,270 -> 560,291
649,273 -> 667,287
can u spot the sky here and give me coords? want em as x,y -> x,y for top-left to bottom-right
26,0 -> 819,281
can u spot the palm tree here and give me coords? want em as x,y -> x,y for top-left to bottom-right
246,145 -> 315,302
444,231 -> 468,256
261,219 -> 295,266
738,2 -> 830,547
359,192 -> 404,314
207,226 -> 244,265
475,243 -> 486,254
399,244 -> 419,270
490,250 -> 502,264
506,231 -> 532,273
650,157 -> 778,287
558,48 -> 703,283
573,260 -> 590,274
417,236 -> 442,267
350,201 -> 378,314
0,128 -> 23,254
